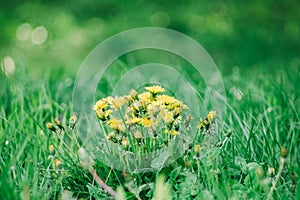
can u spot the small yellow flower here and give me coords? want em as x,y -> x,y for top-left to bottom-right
138,92 -> 152,103
171,130 -> 179,136
46,122 -> 53,129
140,117 -> 152,127
207,111 -> 216,122
156,94 -> 177,104
46,122 -> 56,132
96,109 -> 112,120
49,145 -> 55,154
121,138 -> 129,147
69,115 -> 77,124
145,85 -> 165,94
54,118 -> 61,126
107,118 -> 126,132
54,159 -> 61,167
197,118 -> 203,129
93,100 -> 107,110
106,132 -> 115,140
125,117 -> 141,125
164,129 -> 169,134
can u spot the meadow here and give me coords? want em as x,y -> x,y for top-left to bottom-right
0,64 -> 299,199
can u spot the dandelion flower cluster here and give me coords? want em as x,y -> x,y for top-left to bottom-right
93,85 -> 189,150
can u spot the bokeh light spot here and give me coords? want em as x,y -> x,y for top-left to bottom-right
16,23 -> 32,41
31,26 -> 48,45
1,56 -> 16,76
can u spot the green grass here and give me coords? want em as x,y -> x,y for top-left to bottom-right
0,67 -> 299,199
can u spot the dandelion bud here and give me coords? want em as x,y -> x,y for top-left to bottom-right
69,115 -> 77,124
280,146 -> 287,158
194,145 -> 202,154
54,118 -> 61,126
46,122 -> 57,132
54,159 -> 61,167
49,145 -> 55,154
106,132 -> 115,140
197,118 -> 203,129
69,115 -> 77,129
268,167 -> 275,176
207,111 -> 216,122
129,89 -> 138,99
185,115 -> 192,128
185,160 -> 191,168
54,118 -> 64,130
256,167 -> 264,180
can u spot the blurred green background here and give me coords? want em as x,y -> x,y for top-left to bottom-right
1,0 -> 300,79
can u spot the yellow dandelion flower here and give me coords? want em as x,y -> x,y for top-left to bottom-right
173,107 -> 182,116
140,117 -> 152,127
125,117 -> 141,125
197,118 -> 203,129
168,101 -> 188,111
164,129 -> 169,134
207,111 -> 216,122
107,118 -> 126,132
111,96 -> 126,109
138,92 -> 152,102
93,99 -> 107,110
96,109 -> 112,120
145,85 -> 165,94
156,94 -> 177,104
171,130 -> 179,136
